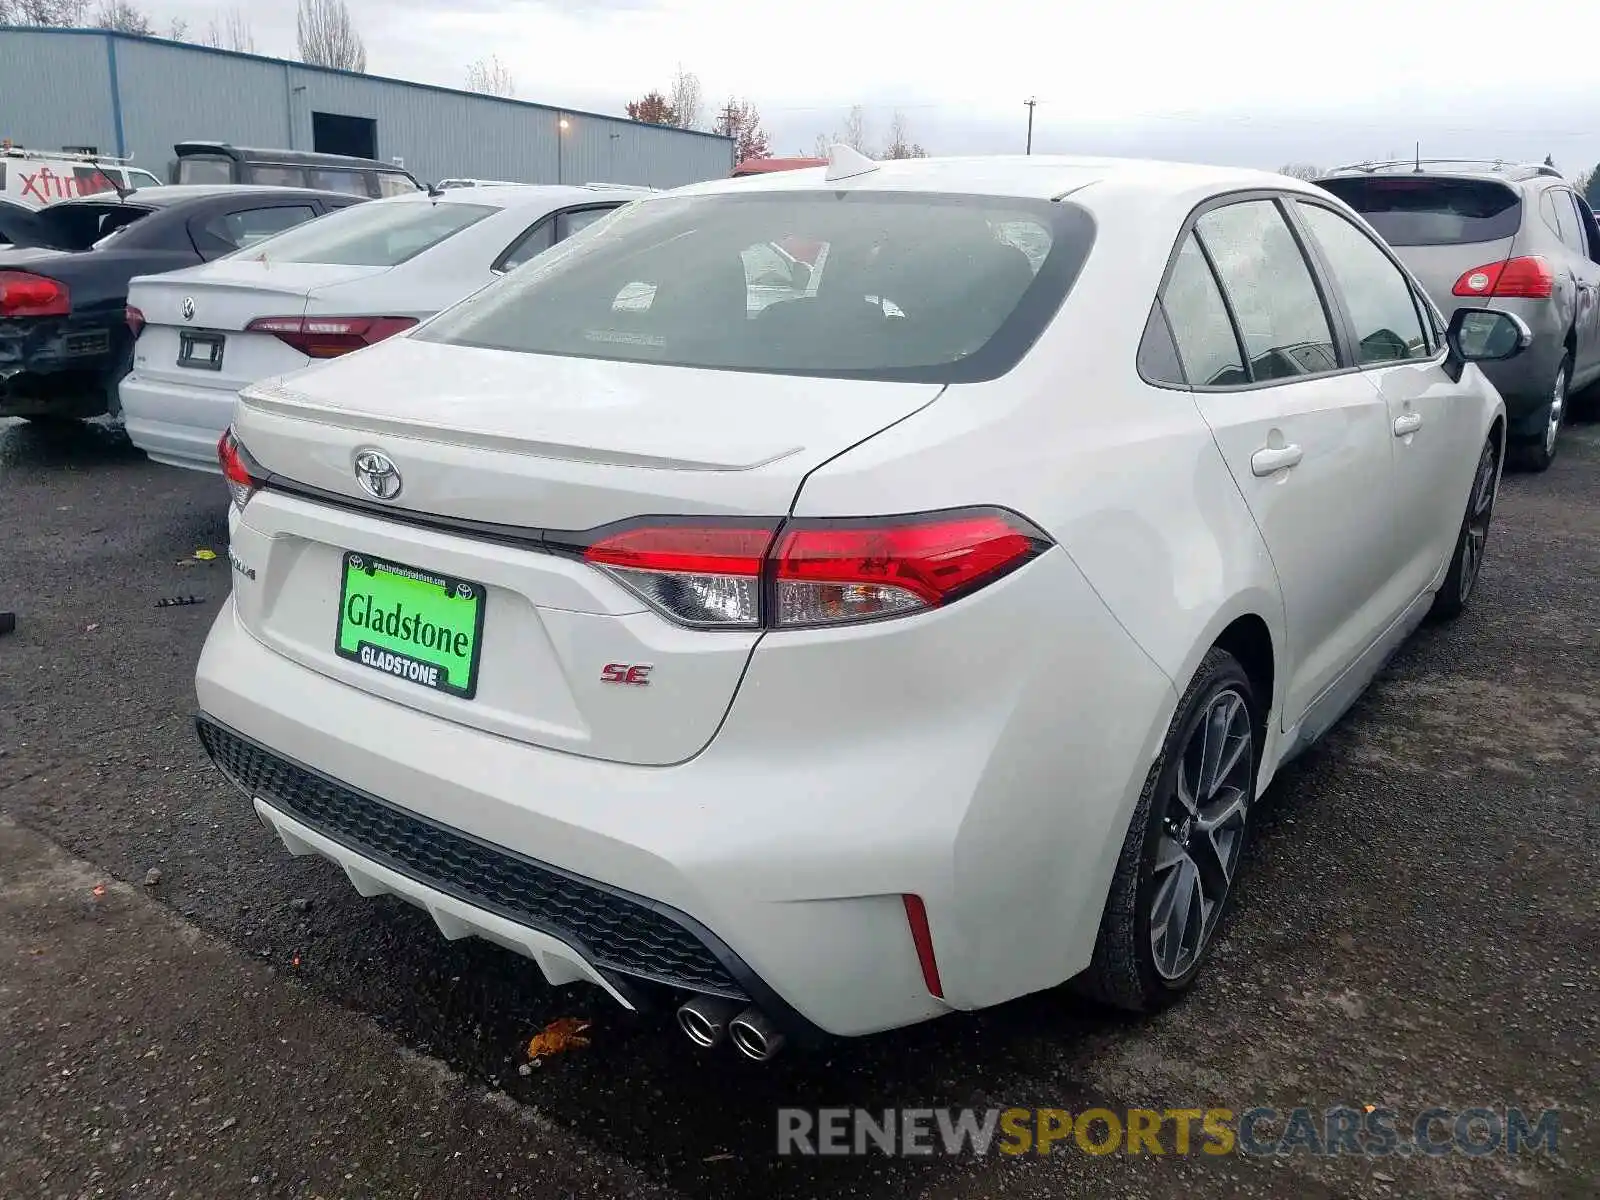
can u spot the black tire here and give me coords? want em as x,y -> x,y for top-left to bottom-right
1429,433 -> 1500,622
1077,646 -> 1258,1012
1508,355 -> 1569,473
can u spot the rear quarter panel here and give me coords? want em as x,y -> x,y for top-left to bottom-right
789,183 -> 1288,994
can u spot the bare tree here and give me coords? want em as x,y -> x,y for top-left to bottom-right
811,133 -> 831,159
91,0 -> 151,34
668,66 -> 702,131
1278,162 -> 1323,181
297,0 -> 366,72
5,0 -> 89,23
880,110 -> 928,159
840,105 -> 871,154
201,8 -> 256,52
465,53 -> 515,97
166,15 -> 187,39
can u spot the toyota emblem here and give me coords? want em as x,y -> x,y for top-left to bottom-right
354,449 -> 402,501
181,296 -> 195,321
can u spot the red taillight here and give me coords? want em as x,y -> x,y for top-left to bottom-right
217,425 -> 262,511
245,315 -> 418,359
125,305 -> 145,339
902,895 -> 944,998
0,270 -> 69,317
582,523 -> 776,629
1452,255 -> 1553,299
578,508 -> 1050,630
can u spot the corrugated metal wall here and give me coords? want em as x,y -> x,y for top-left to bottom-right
0,29 -> 734,188
0,29 -> 118,159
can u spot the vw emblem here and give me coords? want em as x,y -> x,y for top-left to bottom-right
353,450 -> 402,501
181,296 -> 195,321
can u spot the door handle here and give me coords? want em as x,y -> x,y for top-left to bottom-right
1393,412 -> 1424,437
1250,444 -> 1303,476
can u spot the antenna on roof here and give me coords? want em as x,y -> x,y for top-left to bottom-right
1413,142 -> 1422,173
824,143 -> 879,183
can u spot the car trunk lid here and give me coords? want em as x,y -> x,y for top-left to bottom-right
129,260 -> 392,392
226,337 -> 944,765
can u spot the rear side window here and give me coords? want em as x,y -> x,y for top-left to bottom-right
246,164 -> 308,188
308,169 -> 369,196
418,191 -> 1095,384
1316,176 -> 1521,247
1161,235 -> 1247,387
205,205 -> 318,251
230,200 -> 494,266
177,155 -> 234,185
1198,200 -> 1339,381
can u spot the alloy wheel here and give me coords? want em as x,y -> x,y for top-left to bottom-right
1545,367 -> 1567,457
1459,438 -> 1498,603
1150,689 -> 1253,981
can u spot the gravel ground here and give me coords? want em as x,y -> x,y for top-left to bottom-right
0,414 -> 1595,1199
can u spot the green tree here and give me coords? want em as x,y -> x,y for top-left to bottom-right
1585,167 -> 1600,209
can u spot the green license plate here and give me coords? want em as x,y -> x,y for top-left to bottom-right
335,551 -> 485,699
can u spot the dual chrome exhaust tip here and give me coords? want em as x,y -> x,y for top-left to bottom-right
676,995 -> 785,1061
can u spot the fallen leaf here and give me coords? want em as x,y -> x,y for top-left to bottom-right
193,549 -> 217,561
526,1017 -> 592,1059
704,1153 -> 734,1163
91,884 -> 106,897
84,623 -> 99,633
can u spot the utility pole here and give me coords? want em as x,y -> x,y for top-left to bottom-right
1024,97 -> 1037,155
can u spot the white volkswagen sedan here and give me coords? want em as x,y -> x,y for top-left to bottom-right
194,151 -> 1525,1059
120,184 -> 648,472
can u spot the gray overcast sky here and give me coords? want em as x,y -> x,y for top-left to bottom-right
150,0 -> 1600,177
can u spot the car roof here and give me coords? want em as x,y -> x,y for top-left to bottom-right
174,141 -> 411,171
380,183 -> 653,210
1316,159 -> 1562,186
669,154 -> 1294,202
52,184 -> 357,208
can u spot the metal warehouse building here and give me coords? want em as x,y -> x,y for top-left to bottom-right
0,27 -> 734,188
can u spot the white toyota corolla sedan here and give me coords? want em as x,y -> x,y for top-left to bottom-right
194,150 -> 1527,1060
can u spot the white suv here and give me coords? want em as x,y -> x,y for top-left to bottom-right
195,152 -> 1526,1058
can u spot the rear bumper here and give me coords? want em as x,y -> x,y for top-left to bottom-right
195,543 -> 1175,1037
0,314 -> 125,418
120,371 -> 235,472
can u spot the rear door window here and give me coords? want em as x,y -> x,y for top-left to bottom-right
1315,176 -> 1522,247
1197,199 -> 1340,381
229,199 -> 494,266
376,173 -> 420,197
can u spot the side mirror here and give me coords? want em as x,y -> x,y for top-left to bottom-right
1443,308 -> 1531,379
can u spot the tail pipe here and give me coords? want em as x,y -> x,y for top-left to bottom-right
728,1006 -> 786,1061
676,995 -> 742,1048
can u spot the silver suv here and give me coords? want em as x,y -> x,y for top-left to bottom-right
1315,159 -> 1600,470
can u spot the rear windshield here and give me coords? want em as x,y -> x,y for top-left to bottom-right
416,191 -> 1094,383
232,199 -> 494,266
176,155 -> 234,185
30,202 -> 154,251
1316,176 -> 1522,246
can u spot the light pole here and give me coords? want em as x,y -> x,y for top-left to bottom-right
1024,97 -> 1037,155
